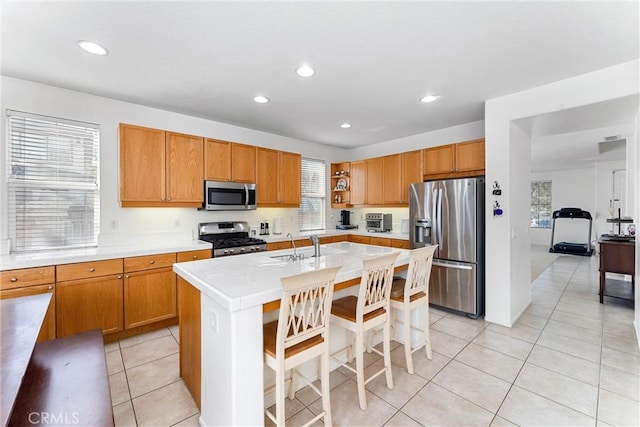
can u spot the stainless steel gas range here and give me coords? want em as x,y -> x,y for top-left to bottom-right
198,221 -> 267,257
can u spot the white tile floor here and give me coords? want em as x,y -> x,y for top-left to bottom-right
108,252 -> 639,426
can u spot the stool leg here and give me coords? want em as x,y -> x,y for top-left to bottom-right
288,369 -> 296,400
355,330 -> 367,410
383,317 -> 394,389
320,347 -> 333,426
403,306 -> 414,374
275,367 -> 286,427
424,302 -> 432,360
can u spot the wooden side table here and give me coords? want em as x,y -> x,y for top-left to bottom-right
598,239 -> 635,303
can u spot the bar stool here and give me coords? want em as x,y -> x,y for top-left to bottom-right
389,245 -> 437,374
330,252 -> 399,410
263,266 -> 341,427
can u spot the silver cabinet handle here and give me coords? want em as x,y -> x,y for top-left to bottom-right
10,277 -> 17,282
47,286 -> 53,290
150,260 -> 155,264
117,275 -> 123,279
125,275 -> 130,279
432,261 -> 473,271
193,255 -> 197,259
89,267 -> 95,272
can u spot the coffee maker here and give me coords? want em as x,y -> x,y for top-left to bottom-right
336,210 -> 357,230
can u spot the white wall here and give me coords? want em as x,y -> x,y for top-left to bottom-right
594,160 -> 628,242
530,168 -> 596,247
0,76 -> 351,246
347,120 -> 484,160
485,59 -> 639,327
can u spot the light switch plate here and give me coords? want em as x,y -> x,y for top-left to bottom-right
209,309 -> 219,334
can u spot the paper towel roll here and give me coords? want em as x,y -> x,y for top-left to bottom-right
273,217 -> 282,234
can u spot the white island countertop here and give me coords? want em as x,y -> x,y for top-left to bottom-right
173,242 -> 410,312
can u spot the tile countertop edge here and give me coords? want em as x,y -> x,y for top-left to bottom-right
0,241 -> 212,271
262,229 -> 409,243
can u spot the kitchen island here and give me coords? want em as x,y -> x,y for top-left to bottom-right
173,242 -> 410,426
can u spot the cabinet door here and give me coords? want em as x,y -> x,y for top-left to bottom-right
57,275 -> 124,337
366,157 -> 384,205
279,151 -> 301,206
204,138 -> 231,181
401,150 -> 423,204
166,132 -> 204,204
1,284 -> 56,342
383,154 -> 402,204
423,144 -> 455,175
231,143 -> 256,183
124,267 -> 176,329
256,147 -> 279,205
350,160 -> 367,205
177,250 -> 212,262
120,124 -> 166,203
455,139 -> 485,172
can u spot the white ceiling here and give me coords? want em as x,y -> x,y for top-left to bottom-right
1,1 -> 639,162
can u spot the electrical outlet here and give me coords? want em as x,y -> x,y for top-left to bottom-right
330,214 -> 334,220
110,220 -> 118,230
209,309 -> 219,334
174,219 -> 180,228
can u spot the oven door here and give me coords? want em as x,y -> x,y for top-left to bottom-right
204,181 -> 256,210
366,219 -> 382,231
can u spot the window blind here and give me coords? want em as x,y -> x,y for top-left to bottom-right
299,158 -> 325,231
7,110 -> 100,252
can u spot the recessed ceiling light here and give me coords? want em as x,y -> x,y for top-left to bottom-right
420,95 -> 440,103
77,40 -> 108,56
340,123 -> 351,129
296,64 -> 315,78
253,95 -> 270,104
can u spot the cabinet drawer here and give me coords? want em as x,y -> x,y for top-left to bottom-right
295,239 -> 312,247
349,235 -> 370,244
1,266 -> 55,290
1,284 -> 56,341
124,253 -> 176,272
57,259 -> 123,282
177,250 -> 212,263
369,237 -> 392,247
319,236 -> 333,245
391,239 -> 410,249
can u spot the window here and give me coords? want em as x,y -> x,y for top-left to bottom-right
299,158 -> 325,231
7,110 -> 100,252
531,180 -> 552,228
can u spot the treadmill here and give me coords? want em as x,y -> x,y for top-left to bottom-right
548,208 -> 594,256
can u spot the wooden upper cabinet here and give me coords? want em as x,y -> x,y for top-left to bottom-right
256,149 -> 301,207
204,138 -> 232,181
382,154 -> 402,204
366,157 -> 384,205
120,124 -> 204,207
350,160 -> 367,205
166,132 -> 204,203
401,150 -> 423,204
231,143 -> 256,183
423,139 -> 485,179
423,144 -> 455,175
279,151 -> 301,206
454,139 -> 485,172
120,124 -> 166,204
256,147 -> 279,204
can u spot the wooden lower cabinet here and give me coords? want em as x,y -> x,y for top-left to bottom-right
179,277 -> 201,409
391,239 -> 410,249
1,284 -> 56,342
349,235 -> 370,244
56,274 -> 124,338
124,267 -> 176,329
369,236 -> 392,247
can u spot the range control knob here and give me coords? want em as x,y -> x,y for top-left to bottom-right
223,250 -> 229,255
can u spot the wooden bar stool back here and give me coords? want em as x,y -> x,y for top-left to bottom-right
330,252 -> 400,410
389,245 -> 437,374
263,266 -> 341,427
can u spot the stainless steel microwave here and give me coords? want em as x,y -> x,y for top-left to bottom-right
203,181 -> 257,210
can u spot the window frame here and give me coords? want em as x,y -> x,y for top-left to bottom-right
530,180 -> 552,229
299,157 -> 326,231
6,110 -> 100,252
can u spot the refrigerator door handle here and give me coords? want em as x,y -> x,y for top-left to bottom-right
436,188 -> 443,246
433,261 -> 473,271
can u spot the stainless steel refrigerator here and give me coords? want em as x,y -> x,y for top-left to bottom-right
409,177 -> 485,318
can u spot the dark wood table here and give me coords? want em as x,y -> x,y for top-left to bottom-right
1,293 -> 51,427
599,239 -> 635,303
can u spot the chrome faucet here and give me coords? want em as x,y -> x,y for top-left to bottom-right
309,235 -> 320,257
287,233 -> 299,261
